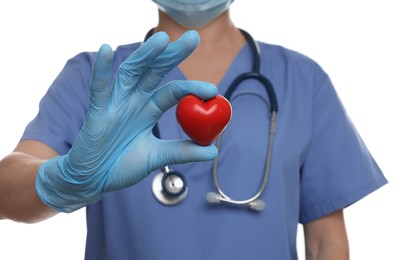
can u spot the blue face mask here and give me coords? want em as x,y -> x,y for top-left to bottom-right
153,0 -> 234,28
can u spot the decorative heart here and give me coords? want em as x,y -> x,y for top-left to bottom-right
176,94 -> 232,146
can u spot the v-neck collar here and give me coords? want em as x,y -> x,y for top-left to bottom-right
161,41 -> 253,96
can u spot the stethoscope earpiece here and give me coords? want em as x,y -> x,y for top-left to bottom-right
248,199 -> 266,211
206,192 -> 266,211
206,192 -> 222,204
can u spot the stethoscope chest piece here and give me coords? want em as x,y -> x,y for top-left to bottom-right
152,166 -> 188,206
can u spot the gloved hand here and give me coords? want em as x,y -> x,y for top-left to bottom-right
36,31 -> 218,213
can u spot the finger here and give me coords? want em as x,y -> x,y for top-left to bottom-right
137,30 -> 200,92
114,32 -> 170,93
89,44 -> 113,112
152,140 -> 218,169
120,31 -> 170,71
151,80 -> 218,113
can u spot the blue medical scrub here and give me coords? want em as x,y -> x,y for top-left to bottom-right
22,39 -> 387,259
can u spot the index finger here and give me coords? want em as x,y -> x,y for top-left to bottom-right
151,80 -> 218,114
110,31 -> 170,104
137,30 -> 200,93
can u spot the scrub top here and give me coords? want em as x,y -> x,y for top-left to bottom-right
21,38 -> 387,260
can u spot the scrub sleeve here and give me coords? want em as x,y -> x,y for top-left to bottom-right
299,72 -> 387,224
20,52 -> 95,155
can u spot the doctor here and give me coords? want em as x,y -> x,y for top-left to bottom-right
0,0 -> 387,259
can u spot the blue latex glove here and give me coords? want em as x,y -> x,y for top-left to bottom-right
36,31 -> 218,213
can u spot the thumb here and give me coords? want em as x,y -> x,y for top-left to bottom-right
154,140 -> 218,168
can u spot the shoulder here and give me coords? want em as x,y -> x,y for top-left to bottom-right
258,41 -> 328,80
257,42 -> 332,99
112,42 -> 142,67
258,41 -> 318,66
67,42 -> 141,71
113,42 -> 141,54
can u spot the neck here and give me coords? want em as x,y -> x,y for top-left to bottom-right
151,9 -> 247,86
153,9 -> 245,48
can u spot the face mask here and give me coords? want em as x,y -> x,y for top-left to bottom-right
153,0 -> 234,28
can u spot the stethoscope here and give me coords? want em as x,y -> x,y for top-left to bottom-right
149,28 -> 279,211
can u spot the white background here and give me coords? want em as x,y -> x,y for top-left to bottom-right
0,0 -> 410,259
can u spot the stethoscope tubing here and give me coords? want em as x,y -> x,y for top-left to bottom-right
212,112 -> 276,206
149,28 -> 278,211
225,71 -> 278,113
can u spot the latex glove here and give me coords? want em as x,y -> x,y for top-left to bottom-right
36,31 -> 218,213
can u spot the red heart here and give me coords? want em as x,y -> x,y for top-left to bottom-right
176,94 -> 232,146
